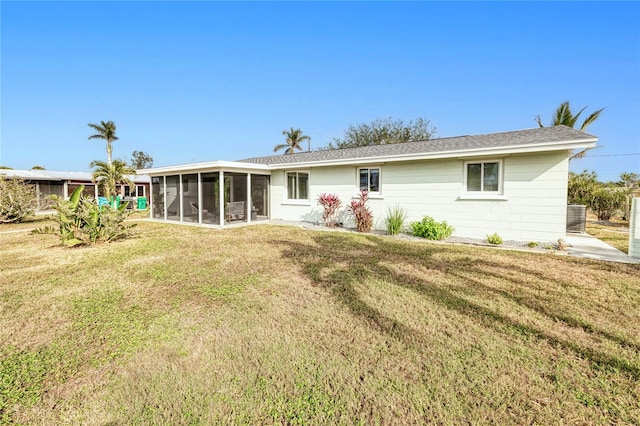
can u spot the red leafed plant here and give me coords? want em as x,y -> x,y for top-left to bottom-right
318,193 -> 342,227
349,190 -> 373,233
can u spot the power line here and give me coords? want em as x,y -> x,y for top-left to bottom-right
584,153 -> 640,157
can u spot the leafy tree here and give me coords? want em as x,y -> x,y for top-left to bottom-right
326,117 -> 436,150
568,170 -> 628,221
568,170 -> 600,205
88,120 -> 119,166
31,165 -> 46,170
535,101 -> 604,159
131,151 -> 154,169
274,128 -> 311,154
90,159 -> 136,198
590,186 -> 626,221
0,166 -> 14,170
0,176 -> 36,223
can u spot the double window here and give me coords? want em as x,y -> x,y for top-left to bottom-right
124,184 -> 145,197
464,160 -> 502,193
286,171 -> 309,200
359,167 -> 380,194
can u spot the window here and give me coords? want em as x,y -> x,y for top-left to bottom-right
124,185 -> 145,197
465,160 -> 501,193
359,167 -> 380,193
286,171 -> 309,200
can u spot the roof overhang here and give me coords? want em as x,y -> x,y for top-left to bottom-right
139,160 -> 271,176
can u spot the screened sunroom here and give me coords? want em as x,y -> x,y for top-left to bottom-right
145,162 -> 270,226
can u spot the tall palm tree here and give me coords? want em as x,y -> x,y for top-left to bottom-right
274,128 -> 311,155
88,121 -> 119,166
535,101 -> 604,159
90,159 -> 136,198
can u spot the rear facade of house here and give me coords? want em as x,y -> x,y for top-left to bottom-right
142,126 -> 597,242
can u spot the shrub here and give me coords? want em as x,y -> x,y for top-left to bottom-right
0,176 -> 37,224
348,190 -> 373,233
568,170 -> 600,205
318,193 -> 342,227
410,216 -> 454,240
590,186 -> 626,221
486,233 -> 503,245
385,204 -> 407,235
527,241 -> 539,248
33,185 -> 136,247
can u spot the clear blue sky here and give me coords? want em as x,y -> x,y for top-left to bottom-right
1,1 -> 638,182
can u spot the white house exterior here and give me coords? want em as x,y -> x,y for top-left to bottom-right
141,126 -> 597,242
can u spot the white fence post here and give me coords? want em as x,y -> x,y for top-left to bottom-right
630,198 -> 640,259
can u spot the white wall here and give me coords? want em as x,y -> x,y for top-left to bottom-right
270,151 -> 570,242
629,198 -> 640,259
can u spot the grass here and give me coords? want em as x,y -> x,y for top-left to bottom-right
586,219 -> 630,254
1,221 -> 639,424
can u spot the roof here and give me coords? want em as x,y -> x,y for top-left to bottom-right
0,169 -> 150,183
239,125 -> 597,167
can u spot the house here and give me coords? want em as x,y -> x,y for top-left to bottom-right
0,169 -> 151,210
140,125 -> 597,242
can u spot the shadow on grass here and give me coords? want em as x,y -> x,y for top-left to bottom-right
276,232 -> 640,379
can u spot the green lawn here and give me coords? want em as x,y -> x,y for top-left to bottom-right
1,222 -> 639,424
586,220 -> 630,253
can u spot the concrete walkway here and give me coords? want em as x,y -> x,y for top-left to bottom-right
564,233 -> 639,264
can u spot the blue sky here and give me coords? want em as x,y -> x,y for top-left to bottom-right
1,1 -> 638,182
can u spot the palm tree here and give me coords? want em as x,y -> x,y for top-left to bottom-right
274,128 -> 311,154
535,101 -> 604,159
88,121 -> 119,166
90,159 -> 136,198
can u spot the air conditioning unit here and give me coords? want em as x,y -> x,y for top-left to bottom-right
566,204 -> 586,233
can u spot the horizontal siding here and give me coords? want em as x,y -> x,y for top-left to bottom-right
271,151 -> 569,241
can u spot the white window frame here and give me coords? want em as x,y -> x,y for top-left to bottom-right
284,170 -> 310,204
357,166 -> 382,196
123,184 -> 145,198
462,159 -> 504,197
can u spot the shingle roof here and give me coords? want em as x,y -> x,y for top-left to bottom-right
239,125 -> 596,166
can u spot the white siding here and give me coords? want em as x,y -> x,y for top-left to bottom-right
270,151 -> 570,242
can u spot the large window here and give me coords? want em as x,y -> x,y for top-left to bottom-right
359,167 -> 380,193
286,171 -> 309,200
465,160 -> 501,193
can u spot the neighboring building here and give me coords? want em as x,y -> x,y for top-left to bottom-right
0,169 -> 150,210
141,126 -> 597,242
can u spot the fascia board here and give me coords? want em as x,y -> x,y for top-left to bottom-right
139,161 -> 270,176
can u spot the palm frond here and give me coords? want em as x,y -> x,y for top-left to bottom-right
580,108 -> 605,131
273,144 -> 289,153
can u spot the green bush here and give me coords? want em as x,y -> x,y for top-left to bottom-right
590,186 -> 626,221
385,205 -> 407,235
410,216 -> 454,240
486,233 -> 503,245
0,176 -> 37,224
33,185 -> 136,247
